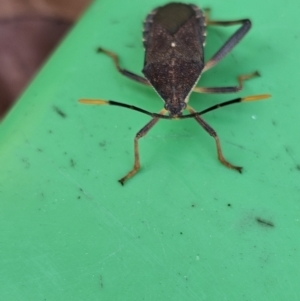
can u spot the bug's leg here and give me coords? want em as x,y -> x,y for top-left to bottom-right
186,105 -> 242,173
193,71 -> 259,94
97,47 -> 150,86
203,16 -> 252,72
119,109 -> 167,185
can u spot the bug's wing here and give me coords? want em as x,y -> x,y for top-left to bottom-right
142,3 -> 206,104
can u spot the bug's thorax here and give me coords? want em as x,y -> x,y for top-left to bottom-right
142,3 -> 206,117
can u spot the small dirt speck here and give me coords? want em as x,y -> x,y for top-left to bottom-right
99,141 -> 106,147
100,275 -> 104,288
53,106 -> 66,118
256,217 -> 274,228
70,159 -> 76,167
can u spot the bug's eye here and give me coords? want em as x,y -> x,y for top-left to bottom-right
164,103 -> 170,111
180,102 -> 186,110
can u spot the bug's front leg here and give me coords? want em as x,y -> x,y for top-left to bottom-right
187,105 -> 242,173
119,109 -> 166,185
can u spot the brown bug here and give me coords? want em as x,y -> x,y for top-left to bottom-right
80,2 -> 270,185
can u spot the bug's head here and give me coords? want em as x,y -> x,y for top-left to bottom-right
164,102 -> 186,117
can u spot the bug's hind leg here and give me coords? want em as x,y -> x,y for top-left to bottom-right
203,10 -> 252,72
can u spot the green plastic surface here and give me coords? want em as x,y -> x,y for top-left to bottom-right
0,0 -> 299,300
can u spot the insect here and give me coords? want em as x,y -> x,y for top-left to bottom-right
80,2 -> 270,185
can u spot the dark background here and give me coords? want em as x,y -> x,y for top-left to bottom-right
0,0 -> 91,118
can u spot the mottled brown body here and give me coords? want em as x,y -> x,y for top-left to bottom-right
143,3 -> 206,116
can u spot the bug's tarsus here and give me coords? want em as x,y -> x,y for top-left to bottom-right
118,136 -> 141,185
253,71 -> 260,77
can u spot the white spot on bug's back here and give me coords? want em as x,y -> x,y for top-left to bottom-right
171,42 -> 176,47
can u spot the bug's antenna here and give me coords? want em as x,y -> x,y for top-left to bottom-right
79,94 -> 270,119
79,99 -> 171,119
180,94 -> 271,118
